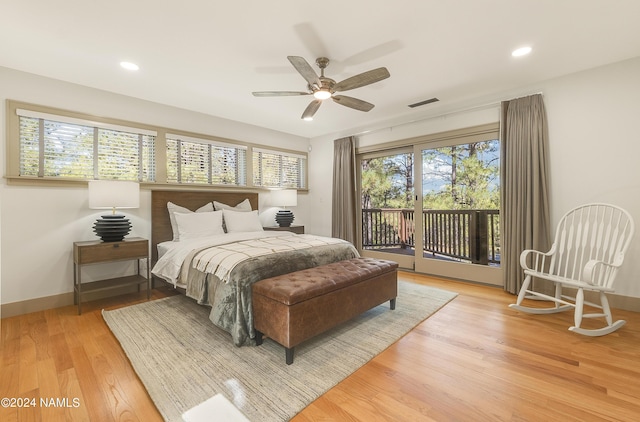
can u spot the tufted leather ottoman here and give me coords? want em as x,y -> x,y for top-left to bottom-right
252,257 -> 398,364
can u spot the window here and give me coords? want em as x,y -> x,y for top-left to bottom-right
8,101 -> 308,190
253,148 -> 307,189
16,109 -> 156,182
166,133 -> 247,186
420,138 -> 501,265
361,149 -> 415,252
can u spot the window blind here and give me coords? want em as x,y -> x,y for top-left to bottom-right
16,108 -> 157,136
17,109 -> 156,181
166,134 -> 247,186
19,117 -> 95,179
252,148 -> 307,189
98,129 -> 155,180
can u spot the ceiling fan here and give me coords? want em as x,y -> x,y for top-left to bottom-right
252,56 -> 390,120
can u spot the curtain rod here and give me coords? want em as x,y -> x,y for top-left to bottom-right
350,91 -> 543,138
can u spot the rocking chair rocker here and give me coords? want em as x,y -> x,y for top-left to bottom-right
509,203 -> 634,336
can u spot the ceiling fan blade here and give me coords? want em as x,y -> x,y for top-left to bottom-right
252,91 -> 311,97
332,95 -> 375,112
301,100 -> 322,120
333,67 -> 390,92
287,56 -> 322,89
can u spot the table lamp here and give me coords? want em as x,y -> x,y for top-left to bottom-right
88,180 -> 140,242
271,189 -> 297,227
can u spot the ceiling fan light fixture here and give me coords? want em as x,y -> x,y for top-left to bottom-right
511,46 -> 532,57
254,56 -> 390,120
120,61 -> 139,71
313,90 -> 332,100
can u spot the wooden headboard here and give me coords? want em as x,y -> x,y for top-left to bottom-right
151,190 -> 259,264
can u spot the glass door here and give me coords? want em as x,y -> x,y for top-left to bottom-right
414,136 -> 502,285
358,148 -> 415,269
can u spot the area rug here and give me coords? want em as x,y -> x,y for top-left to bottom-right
103,281 -> 457,422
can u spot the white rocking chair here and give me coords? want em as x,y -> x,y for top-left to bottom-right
509,203 -> 635,336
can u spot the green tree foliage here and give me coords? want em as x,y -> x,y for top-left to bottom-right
422,140 -> 500,210
361,153 -> 414,209
361,141 -> 501,262
361,140 -> 499,211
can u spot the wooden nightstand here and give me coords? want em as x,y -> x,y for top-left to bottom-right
263,225 -> 305,234
73,237 -> 150,314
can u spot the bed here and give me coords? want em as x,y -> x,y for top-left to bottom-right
150,190 -> 359,346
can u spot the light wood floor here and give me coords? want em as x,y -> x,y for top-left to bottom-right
2,272 -> 640,421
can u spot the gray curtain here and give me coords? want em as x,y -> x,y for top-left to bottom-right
501,94 -> 552,294
332,136 -> 357,243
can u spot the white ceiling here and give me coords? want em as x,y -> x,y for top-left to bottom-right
2,0 -> 640,139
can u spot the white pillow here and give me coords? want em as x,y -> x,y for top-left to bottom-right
222,209 -> 264,233
213,198 -> 252,212
167,201 -> 214,241
174,210 -> 224,240
215,199 -> 253,232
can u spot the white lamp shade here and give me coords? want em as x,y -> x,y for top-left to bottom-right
88,180 -> 140,209
271,189 -> 297,207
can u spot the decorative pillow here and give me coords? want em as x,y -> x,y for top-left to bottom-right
213,198 -> 252,212
222,209 -> 264,233
167,201 -> 214,241
214,199 -> 252,232
173,210 -> 224,240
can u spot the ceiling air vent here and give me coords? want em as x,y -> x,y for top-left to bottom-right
408,97 -> 439,108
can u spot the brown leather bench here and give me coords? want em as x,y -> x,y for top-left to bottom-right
252,257 -> 398,364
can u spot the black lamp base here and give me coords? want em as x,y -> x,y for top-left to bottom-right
275,210 -> 295,227
93,215 -> 132,242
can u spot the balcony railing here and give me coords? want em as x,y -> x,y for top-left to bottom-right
362,208 -> 500,265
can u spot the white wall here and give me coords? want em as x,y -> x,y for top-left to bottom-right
0,67 -> 309,306
309,56 -> 640,299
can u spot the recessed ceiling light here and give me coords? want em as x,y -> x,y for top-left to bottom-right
120,61 -> 139,71
512,47 -> 532,57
